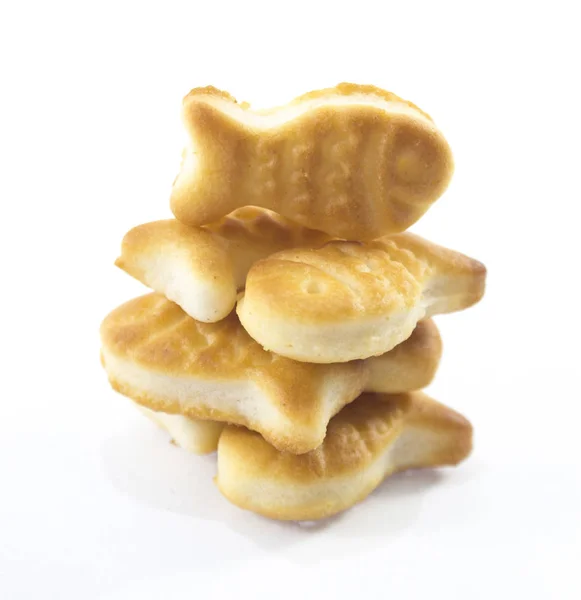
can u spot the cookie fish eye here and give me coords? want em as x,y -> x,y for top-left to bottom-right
395,148 -> 427,184
302,280 -> 326,294
392,125 -> 442,187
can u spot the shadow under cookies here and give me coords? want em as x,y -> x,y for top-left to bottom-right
101,418 -> 454,560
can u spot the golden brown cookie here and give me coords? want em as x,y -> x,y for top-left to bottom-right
217,391 -> 472,520
100,294 -> 442,454
115,208 -> 331,323
170,83 -> 453,240
238,232 -> 485,362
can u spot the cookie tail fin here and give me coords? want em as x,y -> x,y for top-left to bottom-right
391,391 -> 473,471
390,233 -> 486,316
171,95 -> 248,225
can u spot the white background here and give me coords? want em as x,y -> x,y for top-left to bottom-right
1,1 -> 580,598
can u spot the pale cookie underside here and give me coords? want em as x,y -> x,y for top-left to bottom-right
135,402 -> 224,454
101,346 -> 364,455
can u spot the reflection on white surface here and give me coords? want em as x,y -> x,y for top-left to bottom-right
100,418 -> 445,548
1,414 -> 580,600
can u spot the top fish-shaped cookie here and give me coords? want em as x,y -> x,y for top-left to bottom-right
170,83 -> 454,241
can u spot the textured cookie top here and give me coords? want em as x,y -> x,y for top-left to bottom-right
242,234 -> 430,323
172,83 -> 453,240
242,231 -> 485,324
100,293 -> 366,421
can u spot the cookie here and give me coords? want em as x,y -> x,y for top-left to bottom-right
217,391 -> 472,520
135,403 -> 224,454
170,83 -> 453,240
115,208 -> 330,323
238,232 -> 485,362
100,294 -> 441,454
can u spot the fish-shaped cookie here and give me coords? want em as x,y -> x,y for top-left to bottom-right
237,232 -> 485,363
129,318 -> 442,454
100,294 -> 442,454
170,83 -> 454,241
217,391 -> 472,520
115,208 -> 330,323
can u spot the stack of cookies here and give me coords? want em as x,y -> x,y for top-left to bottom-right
100,83 -> 486,521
